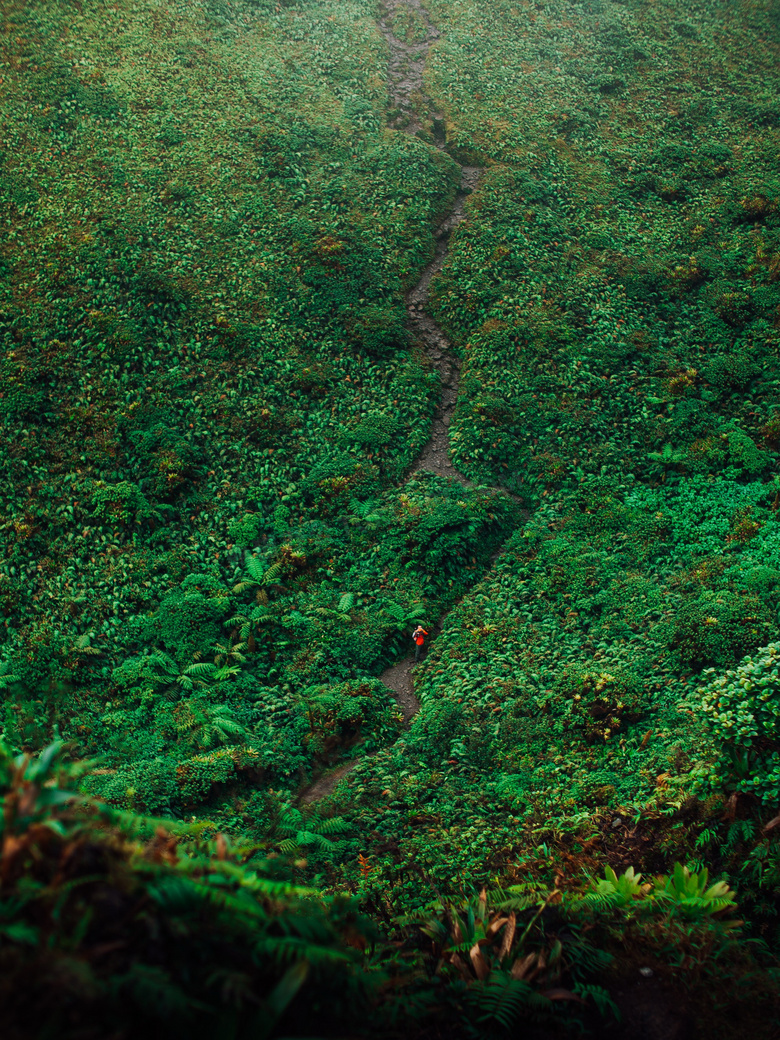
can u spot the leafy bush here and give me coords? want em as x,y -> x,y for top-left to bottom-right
150,575 -> 232,664
700,643 -> 780,804
406,864 -> 747,1036
551,667 -> 643,744
672,591 -> 773,670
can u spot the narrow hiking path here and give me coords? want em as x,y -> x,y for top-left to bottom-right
370,0 -> 483,713
406,164 -> 481,485
301,0 -> 517,803
379,0 -> 480,488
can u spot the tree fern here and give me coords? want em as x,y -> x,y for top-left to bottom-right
233,551 -> 268,594
147,650 -> 180,676
350,498 -> 378,519
200,712 -> 246,749
276,810 -> 350,854
71,633 -> 102,657
213,641 -> 247,668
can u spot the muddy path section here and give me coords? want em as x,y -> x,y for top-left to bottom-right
379,0 -> 480,487
379,0 -> 478,708
407,165 -> 481,485
300,762 -> 357,805
378,0 -> 441,136
300,2 -> 486,802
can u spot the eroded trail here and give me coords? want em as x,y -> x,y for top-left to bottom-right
379,0 -> 479,487
302,0 -> 488,803
377,0 -> 481,722
406,165 -> 481,484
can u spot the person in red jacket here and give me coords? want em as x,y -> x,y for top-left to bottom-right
412,624 -> 429,663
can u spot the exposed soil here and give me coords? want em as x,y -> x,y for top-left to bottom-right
378,654 -> 421,722
378,0 -> 442,138
380,0 -> 478,488
300,762 -> 357,805
407,164 -> 481,486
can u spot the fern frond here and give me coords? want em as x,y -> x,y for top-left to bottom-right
149,651 -> 180,675
350,498 -> 378,519
262,560 -> 285,585
214,664 -> 242,681
576,891 -> 620,913
315,816 -> 349,835
465,974 -> 538,1030
491,893 -> 539,914
279,810 -> 303,831
182,662 -> 217,678
0,669 -> 20,689
224,614 -> 249,629
233,580 -> 257,594
212,716 -> 245,735
574,983 -> 621,1020
245,553 -> 267,582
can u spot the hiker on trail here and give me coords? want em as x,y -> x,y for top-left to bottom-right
412,624 -> 429,663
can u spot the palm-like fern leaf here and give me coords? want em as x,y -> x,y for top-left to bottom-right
262,560 -> 285,585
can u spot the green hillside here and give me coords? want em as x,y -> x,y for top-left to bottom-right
2,0 -> 780,1034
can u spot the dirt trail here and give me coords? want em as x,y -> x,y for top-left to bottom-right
378,0 -> 480,715
302,0 -> 501,803
300,762 -> 356,805
379,0 -> 478,487
407,165 -> 481,485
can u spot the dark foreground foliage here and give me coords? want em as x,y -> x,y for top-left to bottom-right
2,743 -> 778,1039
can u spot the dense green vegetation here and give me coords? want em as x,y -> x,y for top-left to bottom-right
2,0 -> 780,1034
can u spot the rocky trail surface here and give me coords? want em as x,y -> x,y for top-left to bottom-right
301,0 -> 520,804
379,0 -> 479,487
